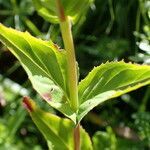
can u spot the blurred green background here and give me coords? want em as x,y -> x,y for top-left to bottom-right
0,0 -> 150,149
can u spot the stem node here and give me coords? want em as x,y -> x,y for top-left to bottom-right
56,0 -> 78,112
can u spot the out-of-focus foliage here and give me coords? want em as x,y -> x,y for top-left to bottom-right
0,77 -> 46,150
133,112 -> 150,147
93,127 -> 144,150
0,0 -> 35,30
129,0 -> 150,64
130,25 -> 150,64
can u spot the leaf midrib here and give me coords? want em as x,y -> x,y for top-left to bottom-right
0,32 -> 53,80
79,64 -> 126,102
80,64 -> 150,102
0,31 -> 69,98
101,69 -> 150,92
24,33 -> 67,95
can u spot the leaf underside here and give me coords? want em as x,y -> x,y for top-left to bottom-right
0,24 -> 76,122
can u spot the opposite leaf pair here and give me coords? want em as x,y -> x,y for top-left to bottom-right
0,24 -> 150,125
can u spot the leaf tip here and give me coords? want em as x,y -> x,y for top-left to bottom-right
22,96 -> 34,112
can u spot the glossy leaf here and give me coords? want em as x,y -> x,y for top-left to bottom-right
23,98 -> 93,150
77,61 -> 150,122
0,24 -> 77,122
32,0 -> 94,24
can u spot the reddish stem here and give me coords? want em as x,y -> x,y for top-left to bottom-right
56,0 -> 66,22
74,124 -> 80,150
22,96 -> 33,112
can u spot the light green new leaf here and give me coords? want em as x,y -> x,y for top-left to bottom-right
78,61 -> 150,122
0,24 -> 77,122
24,98 -> 93,150
32,0 -> 94,24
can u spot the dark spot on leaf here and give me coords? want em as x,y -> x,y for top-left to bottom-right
50,88 -> 54,92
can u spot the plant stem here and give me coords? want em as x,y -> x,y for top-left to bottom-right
56,0 -> 78,111
74,124 -> 80,150
56,1 -> 80,149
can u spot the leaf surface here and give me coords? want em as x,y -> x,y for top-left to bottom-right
32,0 -> 93,24
24,98 -> 93,150
78,61 -> 150,122
0,24 -> 76,122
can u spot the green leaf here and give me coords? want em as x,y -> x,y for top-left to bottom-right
92,130 -> 116,150
80,127 -> 93,150
92,131 -> 143,150
26,73 -> 76,123
32,0 -> 94,24
78,61 -> 150,122
23,98 -> 93,150
0,24 -> 76,122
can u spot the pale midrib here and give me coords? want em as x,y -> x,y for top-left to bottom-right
79,67 -> 108,101
38,38 -> 68,95
80,64 -> 125,102
81,66 -> 150,102
22,36 -> 50,74
88,76 -> 150,101
0,33 -> 52,79
78,63 -> 114,94
115,70 -> 150,90
23,35 -> 66,92
43,44 -> 70,100
0,33 -> 68,97
100,67 -> 131,89
78,67 -> 99,99
86,66 -> 130,100
83,78 -> 150,107
104,69 -> 150,91
80,77 -> 103,103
